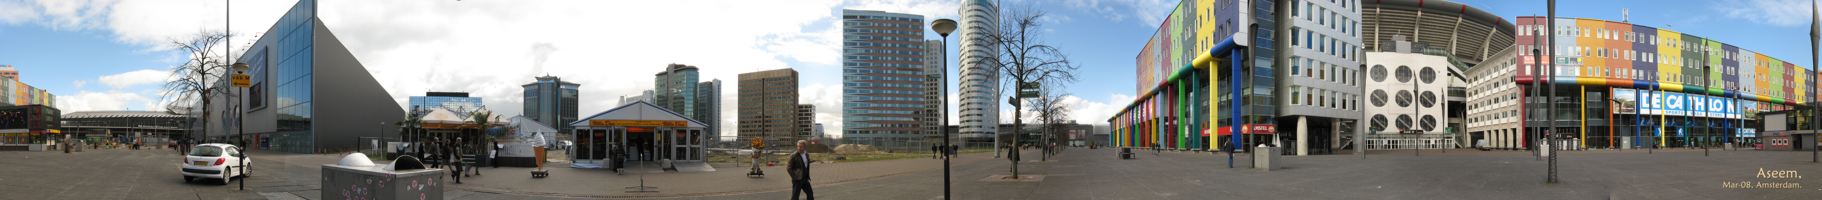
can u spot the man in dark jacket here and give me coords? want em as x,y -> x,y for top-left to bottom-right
788,140 -> 813,200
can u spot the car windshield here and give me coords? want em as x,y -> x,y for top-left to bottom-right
189,146 -> 223,157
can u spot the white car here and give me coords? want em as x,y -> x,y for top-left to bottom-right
180,143 -> 251,184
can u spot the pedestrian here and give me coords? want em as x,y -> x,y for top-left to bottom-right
492,140 -> 501,168
788,140 -> 814,200
932,145 -> 939,159
1152,143 -> 1160,156
429,138 -> 443,169
950,144 -> 959,157
451,137 -> 465,183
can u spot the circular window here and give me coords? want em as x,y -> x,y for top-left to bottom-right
1420,115 -> 1437,131
1420,91 -> 1437,108
1395,90 -> 1413,107
1419,67 -> 1437,83
1370,114 -> 1388,132
1395,114 -> 1413,131
1370,90 -> 1388,107
1371,65 -> 1388,82
1395,65 -> 1414,83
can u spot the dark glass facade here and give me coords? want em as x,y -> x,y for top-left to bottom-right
523,76 -> 579,132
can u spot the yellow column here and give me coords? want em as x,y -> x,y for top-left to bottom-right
1209,58 -> 1221,150
1581,86 -> 1587,147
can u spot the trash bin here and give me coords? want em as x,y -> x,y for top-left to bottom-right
1119,147 -> 1133,159
323,153 -> 444,200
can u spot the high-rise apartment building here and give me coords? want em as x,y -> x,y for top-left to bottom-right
841,9 -> 930,145
738,68 -> 809,144
957,0 -> 1000,141
923,40 -> 945,136
523,75 -> 580,133
656,64 -> 722,141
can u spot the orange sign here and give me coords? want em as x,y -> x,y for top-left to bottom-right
231,74 -> 251,88
589,120 -> 687,127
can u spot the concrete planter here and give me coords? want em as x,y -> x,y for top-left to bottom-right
322,161 -> 445,200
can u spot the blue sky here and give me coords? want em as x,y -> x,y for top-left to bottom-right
0,0 -> 1814,137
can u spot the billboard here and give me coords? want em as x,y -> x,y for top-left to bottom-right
1613,89 -> 1638,114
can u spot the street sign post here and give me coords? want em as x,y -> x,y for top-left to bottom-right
231,74 -> 251,88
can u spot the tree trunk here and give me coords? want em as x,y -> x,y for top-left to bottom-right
1011,101 -> 1021,177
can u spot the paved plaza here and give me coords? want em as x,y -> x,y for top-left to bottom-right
3,146 -> 1820,199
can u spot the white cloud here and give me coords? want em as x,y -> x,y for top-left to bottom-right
1716,0 -> 1817,27
53,90 -> 150,112
97,69 -> 168,89
16,0 -> 986,132
72,80 -> 86,89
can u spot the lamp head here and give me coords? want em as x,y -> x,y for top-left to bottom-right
932,19 -> 957,37
232,63 -> 249,73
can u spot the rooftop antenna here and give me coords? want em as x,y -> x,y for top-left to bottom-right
1623,8 -> 1628,23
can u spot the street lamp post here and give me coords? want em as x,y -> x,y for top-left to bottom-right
931,18 -> 957,200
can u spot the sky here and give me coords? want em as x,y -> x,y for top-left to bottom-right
0,0 -> 1813,139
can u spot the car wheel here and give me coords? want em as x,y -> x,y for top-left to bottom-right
183,176 -> 193,182
219,167 -> 232,185
242,164 -> 251,178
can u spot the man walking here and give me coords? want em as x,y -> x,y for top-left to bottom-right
788,140 -> 813,200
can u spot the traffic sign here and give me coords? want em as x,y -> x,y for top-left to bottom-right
1019,82 -> 1040,89
230,74 -> 251,88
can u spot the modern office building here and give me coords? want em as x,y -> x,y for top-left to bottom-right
408,92 -> 483,114
923,40 -> 946,137
1463,45 -> 1522,150
1110,0 -> 1362,155
1362,36 -> 1470,150
654,64 -> 721,141
1501,16 -> 1811,150
737,68 -> 808,144
207,0 -> 405,153
840,9 -> 931,145
957,0 -> 1000,141
617,89 -> 655,107
523,75 -> 580,133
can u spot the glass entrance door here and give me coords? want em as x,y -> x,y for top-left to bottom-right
669,129 -> 702,162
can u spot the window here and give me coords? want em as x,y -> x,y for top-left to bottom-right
1292,1 -> 1299,17
1291,27 -> 1301,46
1291,56 -> 1302,75
1291,85 -> 1301,104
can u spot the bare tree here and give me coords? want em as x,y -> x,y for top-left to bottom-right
1024,86 -> 1072,162
962,3 -> 1082,178
160,32 -> 237,141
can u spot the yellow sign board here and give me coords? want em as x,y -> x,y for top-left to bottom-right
588,120 -> 687,127
231,74 -> 251,88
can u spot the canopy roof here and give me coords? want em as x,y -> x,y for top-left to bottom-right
569,101 -> 708,128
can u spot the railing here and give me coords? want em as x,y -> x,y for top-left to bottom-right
1363,134 -> 1458,150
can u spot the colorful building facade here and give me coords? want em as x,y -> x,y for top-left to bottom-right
1509,16 -> 1811,149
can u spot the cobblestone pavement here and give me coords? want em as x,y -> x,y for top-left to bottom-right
6,147 -> 1820,199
